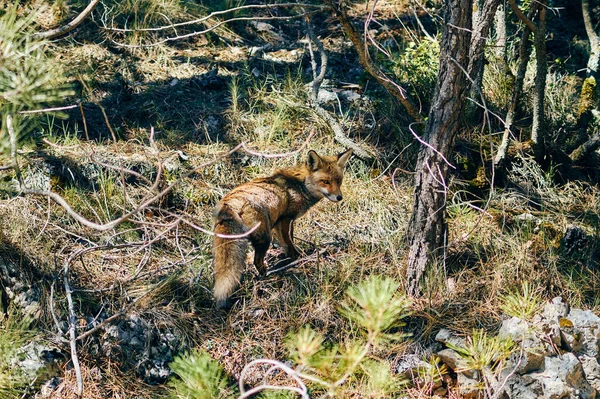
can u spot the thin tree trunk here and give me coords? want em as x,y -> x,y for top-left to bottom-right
494,4 -> 507,62
494,28 -> 532,166
326,0 -> 423,122
531,3 -> 547,149
406,0 -> 472,296
569,0 -> 600,161
467,0 -> 502,121
582,0 -> 600,79
494,5 -> 536,167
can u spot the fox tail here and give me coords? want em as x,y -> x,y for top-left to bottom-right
212,204 -> 249,308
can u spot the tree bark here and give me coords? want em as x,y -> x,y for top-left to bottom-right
494,4 -> 507,62
494,12 -> 534,167
406,0 -> 472,296
531,2 -> 547,149
467,0 -> 502,121
582,0 -> 600,79
569,0 -> 600,161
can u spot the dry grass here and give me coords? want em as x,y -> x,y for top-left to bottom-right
2,1 -> 600,397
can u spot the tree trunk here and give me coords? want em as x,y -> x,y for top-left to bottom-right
494,22 -> 533,166
569,0 -> 600,161
406,0 -> 472,296
531,2 -> 547,150
467,0 -> 502,121
494,4 -> 507,62
494,5 -> 537,167
582,0 -> 600,79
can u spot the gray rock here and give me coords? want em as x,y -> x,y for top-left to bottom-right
499,317 -> 546,373
437,348 -> 474,378
0,257 -> 42,318
435,328 -> 465,348
100,312 -> 187,384
580,355 -> 600,392
457,372 -> 483,399
532,353 -> 596,399
15,342 -> 63,385
561,225 -> 589,255
561,308 -> 600,357
543,297 -> 570,321
498,317 -> 530,341
500,372 -> 543,399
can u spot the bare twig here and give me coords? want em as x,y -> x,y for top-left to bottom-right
303,21 -> 374,160
34,0 -> 102,40
508,0 -> 537,32
108,12 -> 318,48
18,104 -> 78,115
266,248 -> 328,276
79,103 -> 90,141
326,0 -> 423,122
105,3 -> 327,32
18,143 -> 243,231
238,359 -> 310,399
63,254 -> 83,396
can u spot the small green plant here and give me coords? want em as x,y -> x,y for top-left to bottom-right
168,349 -> 233,399
167,276 -> 411,399
392,37 -> 440,107
281,275 -> 411,398
0,6 -> 72,153
0,309 -> 35,398
499,281 -> 544,321
447,329 -> 515,397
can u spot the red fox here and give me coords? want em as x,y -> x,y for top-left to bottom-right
212,149 -> 353,308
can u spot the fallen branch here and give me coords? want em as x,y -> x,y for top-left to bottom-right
34,0 -> 102,40
325,0 -> 423,122
63,253 -> 84,396
304,20 -> 374,160
104,3 -> 327,33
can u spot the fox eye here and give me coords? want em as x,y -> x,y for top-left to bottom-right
321,179 -> 330,185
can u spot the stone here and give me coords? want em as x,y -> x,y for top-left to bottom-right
457,372 -> 483,399
561,225 -> 589,255
15,342 -> 63,385
500,372 -> 543,399
498,317 -> 546,373
437,349 -> 471,375
561,308 -> 600,357
435,328 -> 465,348
580,355 -> 600,392
532,353 -> 596,399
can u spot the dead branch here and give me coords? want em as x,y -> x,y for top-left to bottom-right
108,12 -> 318,49
18,104 -> 78,115
508,0 -> 537,32
34,0 -> 102,40
104,3 -> 327,33
325,0 -> 423,122
304,20 -> 374,160
63,253 -> 84,396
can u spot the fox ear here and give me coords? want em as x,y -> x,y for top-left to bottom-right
306,150 -> 322,171
337,149 -> 353,168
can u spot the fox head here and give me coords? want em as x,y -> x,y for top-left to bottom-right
305,149 -> 353,202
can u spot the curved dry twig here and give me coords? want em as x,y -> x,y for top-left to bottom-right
104,3 -> 327,33
109,12 -> 318,48
238,359 -> 309,399
34,0 -> 102,40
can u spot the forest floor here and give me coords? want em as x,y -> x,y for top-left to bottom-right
1,1 -> 599,398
